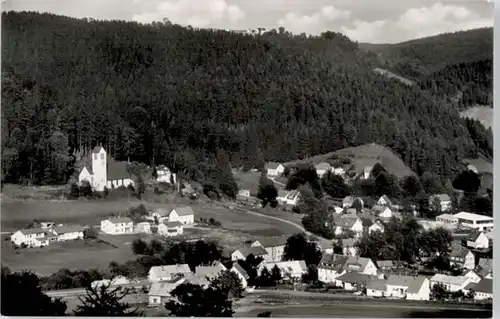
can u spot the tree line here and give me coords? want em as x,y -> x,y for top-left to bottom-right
1,11 -> 487,191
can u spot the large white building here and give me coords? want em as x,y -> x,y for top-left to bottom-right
100,217 -> 134,235
78,146 -> 135,192
454,212 -> 493,232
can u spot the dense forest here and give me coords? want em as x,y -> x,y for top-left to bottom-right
0,11 -> 489,186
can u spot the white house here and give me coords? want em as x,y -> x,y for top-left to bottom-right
430,274 -> 471,292
464,231 -> 489,249
231,246 -> 268,261
100,217 -> 133,235
362,166 -> 373,179
377,195 -> 392,206
385,275 -> 430,300
195,262 -> 227,281
135,222 -> 151,234
148,278 -> 186,306
317,254 -> 377,284
315,162 -> 332,178
342,196 -> 363,209
168,207 -> 195,225
333,166 -> 346,176
366,279 -> 388,297
436,214 -> 459,225
257,260 -> 307,280
40,222 -> 56,229
449,246 -> 475,270
78,146 -> 134,192
251,237 -> 288,262
464,278 -> 493,301
368,221 -> 385,234
50,225 -> 84,241
158,221 -> 184,237
10,229 -> 50,248
265,162 -> 285,177
276,189 -> 288,205
333,216 -> 364,238
150,208 -> 170,223
155,165 -> 176,184
283,190 -> 300,206
463,270 -> 482,284
237,189 -> 251,198
371,204 -> 393,219
148,264 -> 192,282
454,212 -> 493,232
335,272 -> 377,291
231,262 -> 249,288
429,194 -> 452,212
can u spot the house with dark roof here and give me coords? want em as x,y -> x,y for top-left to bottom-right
265,162 -> 284,177
231,246 -> 268,261
158,220 -> 184,237
449,246 -> 475,270
317,254 -> 377,284
366,279 -> 388,297
251,236 -> 288,262
476,258 -> 492,279
335,272 -> 378,291
342,196 -> 364,209
371,204 -> 393,219
231,262 -> 250,288
428,194 -> 452,212
168,206 -> 195,225
100,217 -> 133,235
341,238 -> 358,256
78,146 -> 135,192
463,278 -> 492,300
463,231 -> 489,250
377,195 -> 392,206
386,275 -> 430,300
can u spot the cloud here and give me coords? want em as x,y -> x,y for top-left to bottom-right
340,2 -> 493,43
277,6 -> 351,34
132,0 -> 245,27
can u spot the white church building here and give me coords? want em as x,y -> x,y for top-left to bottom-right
78,146 -> 135,192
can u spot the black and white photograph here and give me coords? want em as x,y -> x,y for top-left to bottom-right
0,0 -> 494,317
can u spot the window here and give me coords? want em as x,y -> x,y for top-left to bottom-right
94,154 -> 98,160
100,153 -> 105,160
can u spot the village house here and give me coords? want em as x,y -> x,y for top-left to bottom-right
150,208 -> 170,223
281,190 -> 300,206
333,216 -> 364,238
276,189 -> 288,205
40,222 -> 56,229
231,262 -> 249,289
50,225 -> 84,241
257,260 -> 307,280
155,165 -> 176,184
464,278 -> 493,301
148,278 -> 186,306
231,246 -> 268,262
476,258 -> 492,278
168,206 -> 195,225
317,254 -> 377,284
436,214 -> 459,226
428,194 -> 452,212
237,189 -> 251,198
454,212 -> 493,232
362,166 -> 373,179
265,162 -> 285,177
10,228 -> 50,248
463,270 -> 482,284
385,275 -> 430,300
100,217 -> 133,235
371,204 -> 393,219
430,274 -> 471,292
315,162 -> 332,178
368,221 -> 385,234
377,195 -> 392,206
135,222 -> 151,234
341,238 -> 358,256
78,146 -> 135,192
366,279 -> 389,297
251,237 -> 288,262
335,272 -> 377,291
463,231 -> 489,250
449,246 -> 475,270
376,260 -> 399,270
148,264 -> 192,282
157,221 -> 184,237
195,262 -> 227,281
332,166 -> 346,176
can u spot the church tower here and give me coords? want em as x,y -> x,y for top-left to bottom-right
92,145 -> 107,191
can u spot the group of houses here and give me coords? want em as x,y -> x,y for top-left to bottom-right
10,223 -> 85,248
100,206 -> 195,237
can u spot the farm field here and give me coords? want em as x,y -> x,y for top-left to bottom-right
460,105 -> 493,129
284,143 -> 415,179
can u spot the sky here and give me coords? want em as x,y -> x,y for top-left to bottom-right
1,0 -> 494,43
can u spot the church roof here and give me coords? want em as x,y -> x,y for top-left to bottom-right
92,146 -> 104,154
108,161 -> 131,181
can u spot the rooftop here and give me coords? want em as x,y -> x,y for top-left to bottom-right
172,206 -> 195,216
454,212 -> 493,222
436,213 -> 457,220
265,162 -> 281,170
51,225 -> 84,234
430,274 -> 470,286
149,278 -> 186,297
107,217 -> 133,224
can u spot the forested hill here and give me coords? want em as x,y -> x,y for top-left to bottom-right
1,11 -> 478,186
360,28 -> 493,109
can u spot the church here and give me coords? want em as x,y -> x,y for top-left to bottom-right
78,146 -> 135,192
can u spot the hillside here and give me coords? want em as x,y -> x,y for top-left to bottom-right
460,106 -> 493,129
285,143 -> 415,179
1,11 -> 480,187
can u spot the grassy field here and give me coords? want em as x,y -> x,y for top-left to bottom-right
460,105 -> 493,129
284,143 -> 415,179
